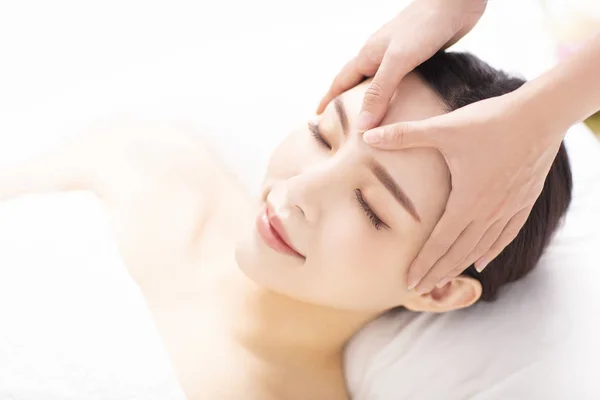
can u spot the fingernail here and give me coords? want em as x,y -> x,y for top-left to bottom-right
357,111 -> 374,132
436,277 -> 450,288
407,277 -> 421,291
475,260 -> 488,273
363,129 -> 383,144
415,286 -> 429,295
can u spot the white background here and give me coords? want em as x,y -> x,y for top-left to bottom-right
1,1 -> 599,399
0,0 -> 560,191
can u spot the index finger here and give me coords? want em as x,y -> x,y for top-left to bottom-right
317,58 -> 365,114
358,49 -> 415,130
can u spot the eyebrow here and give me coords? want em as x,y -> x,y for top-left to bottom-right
368,160 -> 421,223
334,97 -> 349,135
331,97 -> 420,222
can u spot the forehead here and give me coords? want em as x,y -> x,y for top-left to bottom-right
342,72 -> 447,127
341,73 -> 452,224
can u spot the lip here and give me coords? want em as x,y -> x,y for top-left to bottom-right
255,204 -> 304,259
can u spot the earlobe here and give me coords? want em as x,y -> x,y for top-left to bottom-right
405,276 -> 482,313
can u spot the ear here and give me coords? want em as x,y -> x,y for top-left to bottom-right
404,276 -> 483,313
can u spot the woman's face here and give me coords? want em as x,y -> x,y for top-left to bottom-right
236,73 -> 478,312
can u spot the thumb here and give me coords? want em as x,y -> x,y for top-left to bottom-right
362,119 -> 440,150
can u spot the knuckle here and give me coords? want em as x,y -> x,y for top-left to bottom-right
363,81 -> 386,105
385,124 -> 405,145
360,40 -> 384,64
386,47 -> 405,64
357,49 -> 375,68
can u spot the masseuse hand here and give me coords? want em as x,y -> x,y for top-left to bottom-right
316,0 -> 487,129
365,29 -> 600,292
316,0 -> 488,291
363,92 -> 565,293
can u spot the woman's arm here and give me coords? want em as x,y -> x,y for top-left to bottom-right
0,118 -> 236,284
0,118 -> 222,204
0,135 -> 93,201
520,32 -> 600,135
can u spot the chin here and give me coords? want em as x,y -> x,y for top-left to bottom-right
233,228 -> 290,293
233,233 -> 315,305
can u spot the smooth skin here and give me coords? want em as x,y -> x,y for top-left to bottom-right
0,74 -> 487,399
319,0 -> 600,293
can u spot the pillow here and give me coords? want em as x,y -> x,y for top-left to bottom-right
2,1 -> 597,398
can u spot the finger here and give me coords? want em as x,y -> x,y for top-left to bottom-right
362,118 -> 440,149
474,207 -> 532,272
406,205 -> 468,290
317,58 -> 365,114
356,49 -> 413,131
436,219 -> 507,286
414,220 -> 491,293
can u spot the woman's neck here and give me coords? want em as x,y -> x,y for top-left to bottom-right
215,264 -> 378,370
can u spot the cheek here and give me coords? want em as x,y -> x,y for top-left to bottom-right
321,218 -> 409,284
314,225 -> 415,310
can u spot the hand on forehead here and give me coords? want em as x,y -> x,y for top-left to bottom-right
322,74 -> 452,227
337,73 -> 447,130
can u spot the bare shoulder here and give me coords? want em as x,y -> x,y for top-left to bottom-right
80,118 -> 228,194
0,118 -> 251,282
87,118 -> 252,282
1,117 -> 246,209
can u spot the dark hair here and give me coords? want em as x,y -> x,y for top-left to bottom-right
414,51 -> 572,302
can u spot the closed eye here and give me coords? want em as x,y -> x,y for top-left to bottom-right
355,189 -> 388,230
308,121 -> 332,150
309,121 -> 387,230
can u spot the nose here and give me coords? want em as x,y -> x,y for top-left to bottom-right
272,160 -> 340,224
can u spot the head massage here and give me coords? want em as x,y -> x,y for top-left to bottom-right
236,51 -> 572,314
1,0 -> 599,399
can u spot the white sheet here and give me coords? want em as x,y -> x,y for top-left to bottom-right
1,0 -> 599,399
0,193 -> 187,400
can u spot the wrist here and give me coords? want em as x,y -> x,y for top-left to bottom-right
518,33 -> 600,136
513,77 -> 573,142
